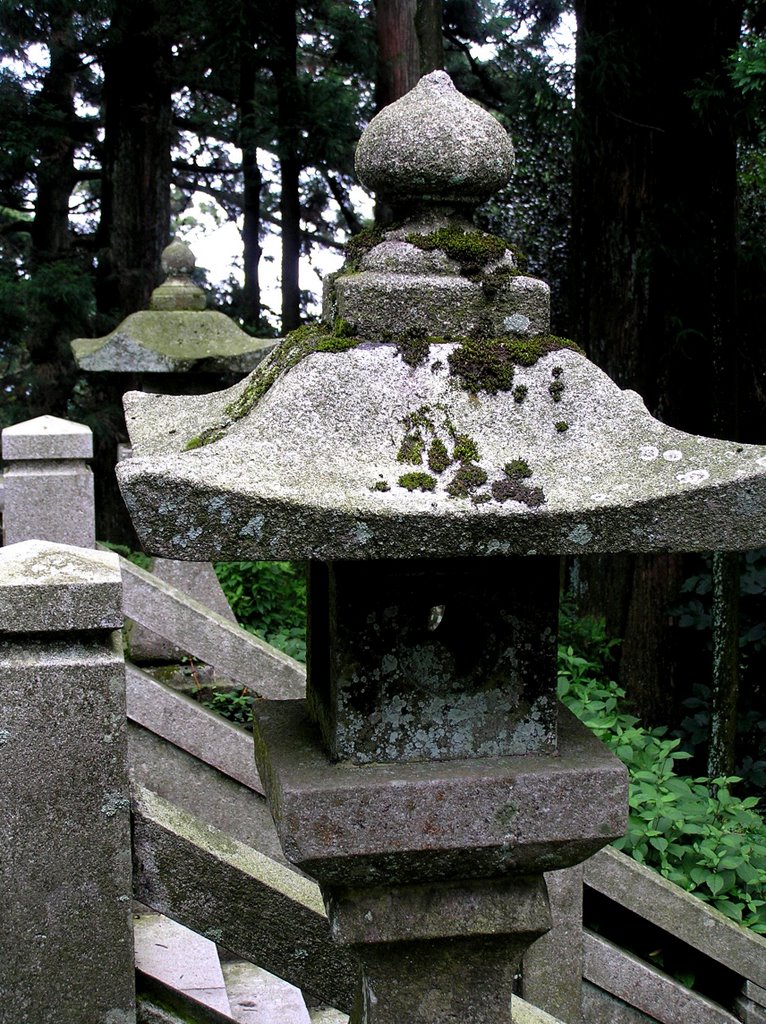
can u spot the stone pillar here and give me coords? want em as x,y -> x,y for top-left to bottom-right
2,414 -> 95,547
522,866 -> 584,1024
0,540 -> 134,1023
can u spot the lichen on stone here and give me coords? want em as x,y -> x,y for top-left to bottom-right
398,471 -> 437,492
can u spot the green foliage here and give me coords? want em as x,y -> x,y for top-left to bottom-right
203,686 -> 255,727
558,627 -> 766,933
214,560 -> 307,663
99,541 -> 152,571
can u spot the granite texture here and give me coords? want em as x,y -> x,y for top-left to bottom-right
252,699 -> 627,886
355,71 -> 514,205
306,557 -> 559,763
72,309 -> 275,375
117,342 -> 766,560
0,540 -> 122,632
2,413 -> 93,459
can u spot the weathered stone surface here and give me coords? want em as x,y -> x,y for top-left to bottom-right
0,540 -> 122,632
127,557 -> 237,663
307,557 -> 559,763
72,309 -> 275,375
222,960 -> 311,1024
2,416 -> 96,547
335,270 -> 549,341
150,239 -> 207,311
0,567 -> 133,1022
134,912 -> 232,1015
584,846 -> 766,989
325,876 -> 550,946
252,699 -> 627,886
355,71 -> 514,205
117,342 -> 766,561
583,931 -> 739,1024
119,554 -> 305,698
522,866 -> 584,1024
131,786 -> 358,1012
2,413 -> 93,459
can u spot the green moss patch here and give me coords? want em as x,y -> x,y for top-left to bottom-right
343,225 -> 384,270
491,477 -> 546,507
555,421 -> 569,433
398,471 -> 437,492
504,459 -> 532,480
448,334 -> 583,394
453,433 -> 480,462
406,227 -> 508,278
427,438 -> 451,473
446,463 -> 488,498
397,432 -> 425,465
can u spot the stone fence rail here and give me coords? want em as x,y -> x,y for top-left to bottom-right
1,413 -> 765,1024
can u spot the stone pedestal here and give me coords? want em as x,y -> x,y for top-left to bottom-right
0,541 -> 134,1022
2,415 -> 95,547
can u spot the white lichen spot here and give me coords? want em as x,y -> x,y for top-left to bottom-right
355,522 -> 373,545
591,493 -> 609,502
100,793 -> 130,818
639,445 -> 659,461
757,456 -> 766,468
0,728 -> 9,746
663,449 -> 683,462
187,526 -> 203,541
676,469 -> 709,485
567,523 -> 593,546
239,514 -> 264,539
504,313 -> 531,334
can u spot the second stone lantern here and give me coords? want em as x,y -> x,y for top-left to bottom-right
118,72 -> 766,1023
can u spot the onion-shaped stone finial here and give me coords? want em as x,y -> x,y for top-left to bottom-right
151,239 -> 206,311
355,71 -> 514,207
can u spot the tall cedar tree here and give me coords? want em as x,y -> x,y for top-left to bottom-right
96,0 -> 173,320
570,0 -> 743,739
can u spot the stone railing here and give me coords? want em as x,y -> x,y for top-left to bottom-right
2,412 -> 765,1024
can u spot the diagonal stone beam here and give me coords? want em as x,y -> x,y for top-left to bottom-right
131,785 -> 357,1013
118,554 -> 305,699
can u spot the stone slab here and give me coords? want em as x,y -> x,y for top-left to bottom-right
584,846 -> 766,989
134,912 -> 231,1015
522,865 -> 584,1024
252,699 -> 627,886
583,931 -> 739,1024
221,960 -> 311,1024
128,557 -> 237,663
131,785 -> 358,1013
3,461 -> 96,547
117,343 -> 766,561
2,414 -> 93,460
0,540 -> 122,632
126,662 -> 263,794
119,554 -> 304,698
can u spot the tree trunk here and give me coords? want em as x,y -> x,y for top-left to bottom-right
238,3 -> 262,330
375,0 -> 444,110
97,0 -> 172,321
272,0 -> 301,334
27,9 -> 82,416
570,0 -> 743,725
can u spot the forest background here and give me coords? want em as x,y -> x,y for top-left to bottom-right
1,0 -> 766,783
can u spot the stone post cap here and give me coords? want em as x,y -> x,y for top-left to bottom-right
150,239 -> 206,311
355,70 -> 515,205
2,415 -> 93,461
0,540 -> 122,633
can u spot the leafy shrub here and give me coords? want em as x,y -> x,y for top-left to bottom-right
203,686 -> 254,727
558,643 -> 766,933
214,560 -> 307,663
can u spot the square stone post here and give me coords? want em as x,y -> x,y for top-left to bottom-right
2,415 -> 96,547
0,541 -> 134,1023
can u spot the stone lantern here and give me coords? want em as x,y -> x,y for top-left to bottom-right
72,238 -> 276,393
117,73 -> 766,1022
